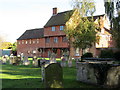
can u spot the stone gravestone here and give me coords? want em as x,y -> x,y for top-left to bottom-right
16,55 -> 21,65
32,56 -> 38,67
44,63 -> 63,88
61,55 -> 66,67
22,56 -> 30,66
2,56 -> 7,64
9,54 -> 14,64
12,56 -> 18,65
50,53 -> 57,63
68,57 -> 72,67
105,65 -> 120,88
41,59 -> 50,81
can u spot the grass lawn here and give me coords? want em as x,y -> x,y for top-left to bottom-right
1,61 -> 101,88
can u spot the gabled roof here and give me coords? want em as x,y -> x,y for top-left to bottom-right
17,28 -> 44,40
44,10 -> 74,27
87,14 -> 105,21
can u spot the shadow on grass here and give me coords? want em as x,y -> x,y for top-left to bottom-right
1,64 -> 43,88
63,79 -> 102,88
1,62 -> 103,88
1,64 -> 41,77
2,78 -> 44,88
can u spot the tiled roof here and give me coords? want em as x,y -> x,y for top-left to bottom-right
44,9 -> 105,27
44,10 -> 74,27
17,28 -> 44,40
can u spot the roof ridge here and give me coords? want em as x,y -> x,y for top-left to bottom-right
57,10 -> 73,14
26,28 -> 43,31
17,28 -> 44,40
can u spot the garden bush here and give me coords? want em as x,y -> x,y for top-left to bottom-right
113,51 -> 120,60
99,50 -> 114,58
81,52 -> 93,58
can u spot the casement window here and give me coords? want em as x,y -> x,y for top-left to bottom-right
60,26 -> 64,30
54,37 -> 58,43
22,40 -> 24,44
52,26 -> 55,31
62,36 -> 68,42
25,41 -> 28,44
37,39 -> 39,44
33,40 -> 35,44
18,41 -> 21,44
29,39 -> 31,44
45,37 -> 50,43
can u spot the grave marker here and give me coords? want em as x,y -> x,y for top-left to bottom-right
44,63 -> 63,88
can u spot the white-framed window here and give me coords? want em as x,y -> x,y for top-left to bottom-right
54,37 -> 58,43
25,41 -> 28,44
22,40 -> 24,44
18,41 -> 21,44
52,26 -> 55,31
33,40 -> 35,44
37,39 -> 39,44
60,26 -> 64,30
29,39 -> 31,44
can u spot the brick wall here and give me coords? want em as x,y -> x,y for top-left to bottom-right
44,25 -> 66,37
17,38 -> 45,57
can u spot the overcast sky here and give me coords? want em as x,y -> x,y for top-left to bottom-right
0,0 -> 105,43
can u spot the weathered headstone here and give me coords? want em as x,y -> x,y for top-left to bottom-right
76,62 -> 98,84
32,57 -> 38,67
44,63 -> 63,88
16,55 -> 21,65
9,55 -> 14,64
50,53 -> 56,63
2,56 -> 7,64
61,56 -> 66,67
23,60 -> 30,66
12,56 -> 17,65
68,57 -> 72,67
105,65 -> 120,88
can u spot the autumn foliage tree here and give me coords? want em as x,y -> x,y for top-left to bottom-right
0,42 -> 12,49
64,0 -> 98,56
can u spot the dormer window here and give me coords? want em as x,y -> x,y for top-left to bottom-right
60,26 -> 64,30
52,26 -> 55,31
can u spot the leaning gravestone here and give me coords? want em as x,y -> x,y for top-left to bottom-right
33,56 -> 39,67
44,63 -> 63,88
12,56 -> 17,65
23,60 -> 30,66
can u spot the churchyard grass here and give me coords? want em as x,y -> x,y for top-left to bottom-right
27,57 -> 61,61
1,61 -> 99,88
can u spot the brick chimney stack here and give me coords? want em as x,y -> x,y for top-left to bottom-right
53,7 -> 57,15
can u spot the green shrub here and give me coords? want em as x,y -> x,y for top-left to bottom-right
81,52 -> 93,58
99,50 -> 114,58
113,51 -> 120,60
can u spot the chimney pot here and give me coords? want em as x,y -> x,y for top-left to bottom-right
53,7 -> 57,15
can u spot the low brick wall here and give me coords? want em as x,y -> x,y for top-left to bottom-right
76,62 -> 120,88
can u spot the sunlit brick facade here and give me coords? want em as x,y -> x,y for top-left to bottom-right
17,8 -> 113,58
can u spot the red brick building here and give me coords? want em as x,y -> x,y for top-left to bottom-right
17,8 -> 112,58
